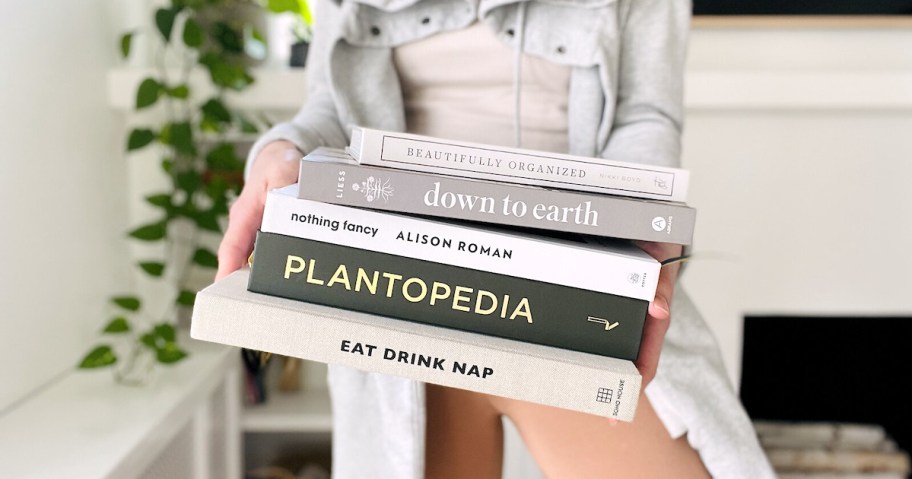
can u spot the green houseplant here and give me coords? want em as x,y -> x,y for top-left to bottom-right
79,0 -> 270,382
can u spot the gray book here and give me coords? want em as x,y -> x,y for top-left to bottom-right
191,270 -> 642,421
299,148 -> 695,245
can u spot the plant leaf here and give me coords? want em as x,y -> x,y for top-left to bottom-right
112,296 -> 141,311
205,143 -> 239,170
212,21 -> 244,54
79,345 -> 117,368
127,128 -> 156,151
145,194 -> 172,208
154,323 -> 177,342
136,78 -> 162,109
199,53 -> 254,91
103,317 -> 131,333
128,222 -> 167,241
120,32 -> 134,59
156,343 -> 188,364
238,114 -> 258,133
140,332 -> 158,350
168,121 -> 195,155
166,84 -> 190,99
139,261 -> 165,277
201,98 -> 231,124
176,170 -> 201,193
177,290 -> 196,306
155,7 -> 177,43
182,17 -> 203,48
195,211 -> 221,232
192,248 -> 219,268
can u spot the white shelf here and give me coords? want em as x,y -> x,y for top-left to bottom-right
243,387 -> 332,433
0,335 -> 238,479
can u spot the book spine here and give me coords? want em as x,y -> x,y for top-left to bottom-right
249,231 -> 648,360
191,270 -> 643,421
298,158 -> 696,245
261,190 -> 660,301
349,127 -> 689,202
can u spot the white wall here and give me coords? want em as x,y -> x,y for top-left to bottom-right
0,2 -> 128,412
680,26 -> 912,387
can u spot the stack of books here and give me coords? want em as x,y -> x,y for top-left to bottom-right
191,128 -> 695,421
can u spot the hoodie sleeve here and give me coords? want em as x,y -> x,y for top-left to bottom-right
244,0 -> 350,179
601,0 -> 690,168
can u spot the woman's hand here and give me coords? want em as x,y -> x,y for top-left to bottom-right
216,141 -> 303,281
632,241 -> 684,386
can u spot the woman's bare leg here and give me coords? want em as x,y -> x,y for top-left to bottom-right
424,384 -> 504,479
489,392 -> 710,479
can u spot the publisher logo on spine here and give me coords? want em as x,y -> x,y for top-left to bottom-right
352,176 -> 394,203
651,216 -> 667,232
596,387 -> 614,404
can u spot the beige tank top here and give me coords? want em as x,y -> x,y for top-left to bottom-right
392,21 -> 571,154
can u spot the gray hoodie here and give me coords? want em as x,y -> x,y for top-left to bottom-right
246,0 -> 775,477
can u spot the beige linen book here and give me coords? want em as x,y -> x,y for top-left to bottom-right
191,270 -> 642,421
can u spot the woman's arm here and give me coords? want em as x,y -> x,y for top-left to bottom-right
217,0 -> 348,280
602,0 -> 689,169
605,0 -> 690,384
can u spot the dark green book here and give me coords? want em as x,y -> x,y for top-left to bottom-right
248,231 -> 648,361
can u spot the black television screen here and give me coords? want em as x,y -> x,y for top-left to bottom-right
740,316 -> 911,454
694,1 -> 912,15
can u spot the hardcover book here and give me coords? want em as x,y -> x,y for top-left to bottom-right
263,185 -> 661,302
298,147 -> 696,245
191,270 -> 643,421
249,231 -> 648,361
348,126 -> 689,202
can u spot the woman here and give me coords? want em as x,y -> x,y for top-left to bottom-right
217,0 -> 775,476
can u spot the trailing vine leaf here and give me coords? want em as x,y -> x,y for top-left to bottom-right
154,323 -> 177,343
120,32 -> 134,59
127,128 -> 156,151
129,221 -> 167,241
212,21 -> 244,53
112,296 -> 141,312
238,114 -> 259,133
167,121 -> 196,155
201,98 -> 232,124
199,53 -> 254,91
136,78 -> 162,109
182,17 -> 204,48
156,343 -> 188,364
177,290 -> 196,306
139,261 -> 165,277
145,193 -> 172,208
140,332 -> 159,350
79,345 -> 117,368
161,158 -> 174,174
192,248 -> 219,268
194,210 -> 221,232
176,170 -> 201,193
155,7 -> 177,43
205,143 -> 239,170
166,84 -> 190,99
103,317 -> 131,333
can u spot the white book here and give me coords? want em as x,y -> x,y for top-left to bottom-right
349,126 -> 689,202
191,270 -> 643,421
262,185 -> 660,301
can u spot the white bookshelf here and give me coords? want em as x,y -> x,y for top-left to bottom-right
243,387 -> 332,434
0,334 -> 239,479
